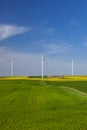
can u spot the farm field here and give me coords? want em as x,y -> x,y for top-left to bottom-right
0,79 -> 87,129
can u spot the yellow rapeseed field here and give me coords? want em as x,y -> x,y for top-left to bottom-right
1,76 -> 87,81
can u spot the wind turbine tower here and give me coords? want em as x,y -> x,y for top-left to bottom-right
41,55 -> 44,79
41,55 -> 47,79
9,58 -> 14,76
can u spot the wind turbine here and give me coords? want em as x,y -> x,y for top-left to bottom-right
41,55 -> 47,79
72,60 -> 74,76
9,57 -> 15,76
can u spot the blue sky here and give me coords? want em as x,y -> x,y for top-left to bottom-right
0,0 -> 87,76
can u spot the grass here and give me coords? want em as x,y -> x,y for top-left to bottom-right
46,80 -> 87,93
0,80 -> 87,129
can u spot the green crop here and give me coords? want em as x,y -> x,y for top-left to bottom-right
0,80 -> 87,130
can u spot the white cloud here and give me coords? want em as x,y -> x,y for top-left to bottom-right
81,39 -> 87,48
0,46 -> 41,76
83,41 -> 87,48
43,43 -> 72,54
68,19 -> 78,27
47,28 -> 55,33
0,46 -> 87,76
0,24 -> 32,40
42,20 -> 48,24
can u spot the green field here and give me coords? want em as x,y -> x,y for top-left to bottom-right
0,80 -> 87,130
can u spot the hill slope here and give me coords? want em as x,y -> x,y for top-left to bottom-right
0,80 -> 87,130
